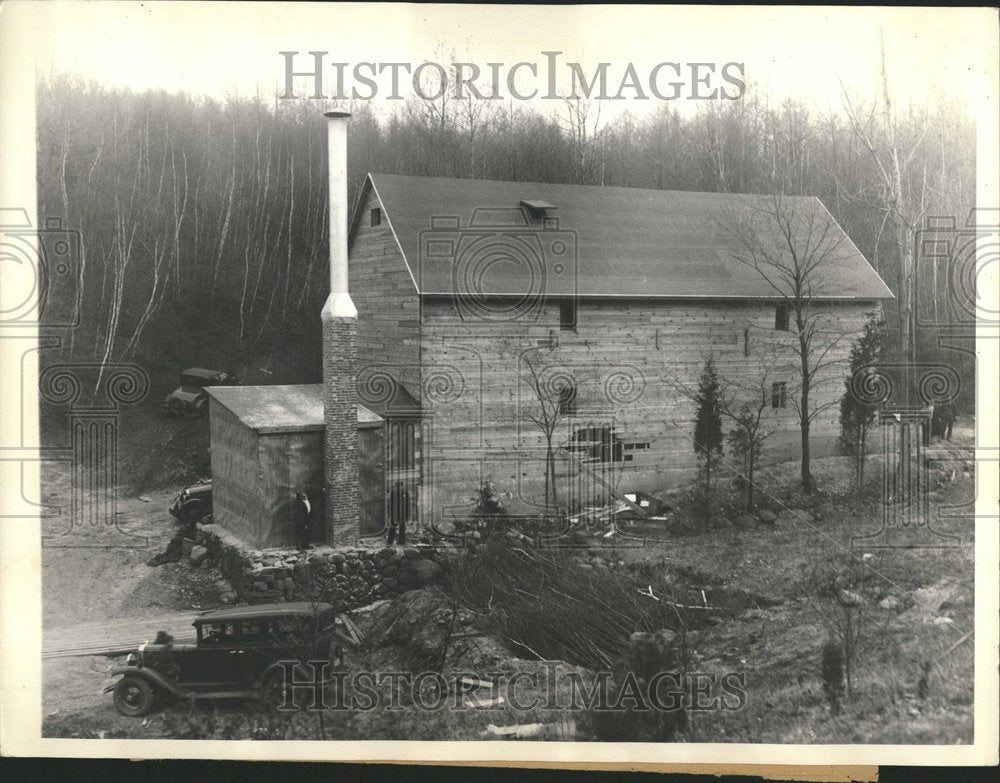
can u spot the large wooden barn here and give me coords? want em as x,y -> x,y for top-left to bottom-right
347,174 -> 893,527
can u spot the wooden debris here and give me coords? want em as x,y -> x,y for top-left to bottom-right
482,722 -> 544,738
332,614 -> 364,648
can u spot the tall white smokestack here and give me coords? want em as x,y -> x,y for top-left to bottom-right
321,110 -> 358,546
323,110 -> 356,319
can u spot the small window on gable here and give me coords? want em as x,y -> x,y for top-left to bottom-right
558,383 -> 577,416
370,207 -> 382,227
771,382 -> 787,409
775,303 -> 790,331
560,300 -> 576,331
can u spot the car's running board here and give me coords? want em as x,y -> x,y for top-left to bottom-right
188,691 -> 258,700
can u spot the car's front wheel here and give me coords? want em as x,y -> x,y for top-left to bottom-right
113,676 -> 156,717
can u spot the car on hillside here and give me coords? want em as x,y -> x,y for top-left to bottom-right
168,480 -> 213,526
105,603 -> 345,716
162,368 -> 235,417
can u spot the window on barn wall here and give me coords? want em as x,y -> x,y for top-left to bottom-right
774,303 -> 790,331
771,382 -> 788,409
623,441 -> 650,463
568,425 -> 628,463
370,207 -> 382,227
560,300 -> 577,331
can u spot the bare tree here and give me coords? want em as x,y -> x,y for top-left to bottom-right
720,359 -> 777,513
521,351 -> 573,514
560,96 -> 604,184
838,31 -> 929,381
722,194 -> 858,494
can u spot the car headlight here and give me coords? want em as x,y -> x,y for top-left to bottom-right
126,652 -> 139,666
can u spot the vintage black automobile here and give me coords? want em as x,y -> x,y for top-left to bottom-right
168,480 -> 213,526
105,603 -> 341,716
162,367 -> 234,417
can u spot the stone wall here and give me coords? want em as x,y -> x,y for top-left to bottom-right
198,524 -> 443,611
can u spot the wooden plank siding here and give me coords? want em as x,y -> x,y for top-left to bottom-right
349,188 -> 422,406
418,297 -> 879,520
258,430 -> 325,548
208,398 -> 263,543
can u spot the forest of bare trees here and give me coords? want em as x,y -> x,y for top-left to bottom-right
35,71 -> 975,401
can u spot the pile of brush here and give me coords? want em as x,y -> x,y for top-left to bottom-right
441,539 -> 696,671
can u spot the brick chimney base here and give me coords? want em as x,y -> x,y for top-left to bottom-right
322,312 -> 359,546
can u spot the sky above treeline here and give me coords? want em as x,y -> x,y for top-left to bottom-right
24,2 -> 996,121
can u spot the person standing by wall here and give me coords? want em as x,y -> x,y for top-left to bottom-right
938,401 -> 956,441
387,480 -> 410,546
294,490 -> 313,550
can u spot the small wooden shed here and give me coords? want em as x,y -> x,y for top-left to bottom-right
206,384 -> 383,548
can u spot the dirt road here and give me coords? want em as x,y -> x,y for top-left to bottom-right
41,461 -> 234,730
43,613 -> 198,659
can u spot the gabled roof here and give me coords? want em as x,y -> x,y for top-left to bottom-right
206,384 -> 382,433
350,174 -> 893,301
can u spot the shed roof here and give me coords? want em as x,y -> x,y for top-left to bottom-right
206,384 -> 382,433
353,174 -> 893,301
182,367 -> 227,380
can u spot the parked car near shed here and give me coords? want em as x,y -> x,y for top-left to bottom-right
168,480 -> 213,526
105,603 -> 344,716
162,368 -> 235,417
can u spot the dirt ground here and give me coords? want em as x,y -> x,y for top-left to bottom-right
41,420 -> 977,743
41,458 -> 234,733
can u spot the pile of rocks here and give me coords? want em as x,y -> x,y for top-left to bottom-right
196,525 -> 443,610
302,547 -> 443,611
